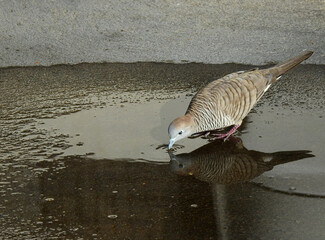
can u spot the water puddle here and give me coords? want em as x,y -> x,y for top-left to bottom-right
37,91 -> 196,161
36,91 -> 324,197
1,62 -> 325,239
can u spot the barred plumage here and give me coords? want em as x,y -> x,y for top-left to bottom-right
168,51 -> 313,149
169,140 -> 313,184
186,70 -> 276,131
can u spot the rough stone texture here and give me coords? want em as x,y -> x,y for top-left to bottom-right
0,0 -> 324,67
0,60 -> 324,240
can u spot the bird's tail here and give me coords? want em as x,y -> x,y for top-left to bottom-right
269,51 -> 313,78
266,150 -> 314,167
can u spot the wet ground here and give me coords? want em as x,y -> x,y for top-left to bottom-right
0,62 -> 325,239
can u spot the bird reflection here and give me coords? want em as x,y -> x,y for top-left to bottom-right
169,138 -> 314,184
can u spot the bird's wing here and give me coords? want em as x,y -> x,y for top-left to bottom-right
188,71 -> 270,126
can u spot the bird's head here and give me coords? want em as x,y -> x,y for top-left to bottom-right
169,151 -> 193,175
168,115 -> 194,149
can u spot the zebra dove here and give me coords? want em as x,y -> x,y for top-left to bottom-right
169,139 -> 313,184
168,51 -> 313,149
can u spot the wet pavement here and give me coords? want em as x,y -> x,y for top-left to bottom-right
0,62 -> 325,239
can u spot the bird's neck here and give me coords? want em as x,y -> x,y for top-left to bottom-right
184,114 -> 197,134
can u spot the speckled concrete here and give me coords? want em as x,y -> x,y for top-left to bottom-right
0,0 -> 324,67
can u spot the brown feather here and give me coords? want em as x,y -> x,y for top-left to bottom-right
169,140 -> 314,184
185,51 -> 313,133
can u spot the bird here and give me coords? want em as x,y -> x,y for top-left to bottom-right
168,51 -> 313,149
169,138 -> 314,184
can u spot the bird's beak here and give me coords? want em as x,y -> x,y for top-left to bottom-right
168,139 -> 176,149
168,151 -> 176,160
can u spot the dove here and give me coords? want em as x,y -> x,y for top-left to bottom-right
168,51 -> 313,149
169,138 -> 314,184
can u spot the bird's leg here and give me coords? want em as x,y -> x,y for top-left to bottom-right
210,124 -> 240,141
224,124 -> 240,140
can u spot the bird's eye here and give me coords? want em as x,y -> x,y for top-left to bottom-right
178,131 -> 183,135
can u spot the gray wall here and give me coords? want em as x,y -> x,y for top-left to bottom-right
0,0 -> 324,67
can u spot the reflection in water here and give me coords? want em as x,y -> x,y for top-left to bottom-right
169,138 -> 314,184
36,158 -> 218,239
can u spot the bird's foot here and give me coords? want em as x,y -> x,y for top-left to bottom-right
204,132 -> 210,137
209,125 -> 241,141
209,133 -> 229,141
189,131 -> 211,139
189,132 -> 204,138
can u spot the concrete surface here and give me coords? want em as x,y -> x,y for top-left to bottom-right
0,0 -> 324,67
0,62 -> 324,239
